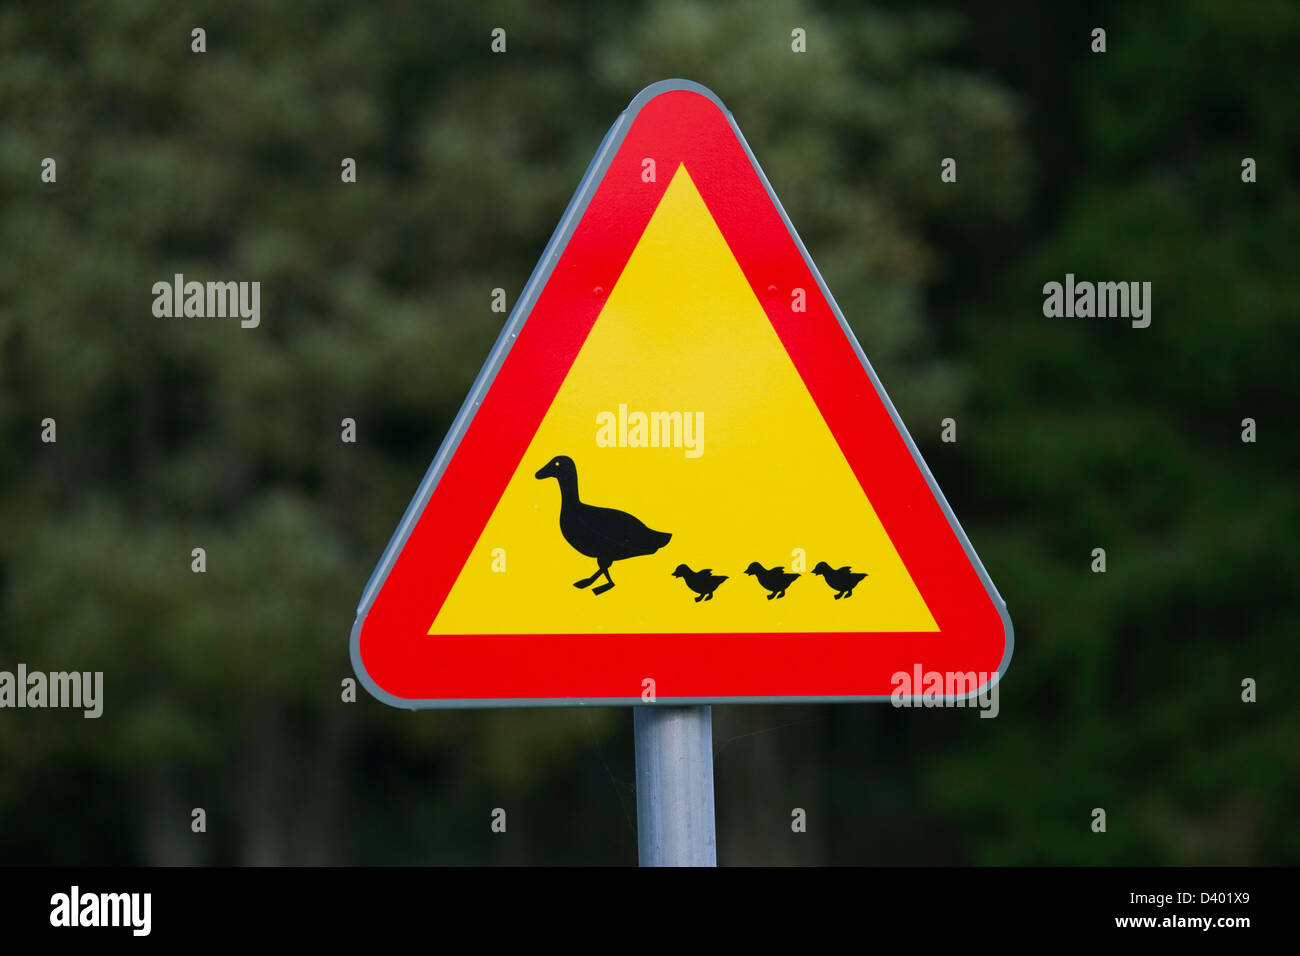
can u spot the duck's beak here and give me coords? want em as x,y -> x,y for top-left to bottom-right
534,463 -> 550,479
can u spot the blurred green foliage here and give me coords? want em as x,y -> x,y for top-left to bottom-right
0,0 -> 1294,864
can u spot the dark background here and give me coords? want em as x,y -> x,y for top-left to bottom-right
1,0 -> 1296,865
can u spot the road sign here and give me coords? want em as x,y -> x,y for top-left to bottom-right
351,79 -> 1013,709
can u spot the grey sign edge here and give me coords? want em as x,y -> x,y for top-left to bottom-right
349,77 -> 1015,711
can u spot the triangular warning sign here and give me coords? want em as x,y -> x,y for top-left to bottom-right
352,80 -> 1012,708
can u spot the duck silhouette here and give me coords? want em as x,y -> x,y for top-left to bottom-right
744,562 -> 799,599
535,455 -> 671,595
672,564 -> 728,602
811,562 -> 868,599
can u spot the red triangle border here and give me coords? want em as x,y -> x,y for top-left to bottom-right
351,80 -> 1013,707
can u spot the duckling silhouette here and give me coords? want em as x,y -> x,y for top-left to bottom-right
744,562 -> 799,599
811,561 -> 868,599
535,455 -> 671,595
672,564 -> 728,602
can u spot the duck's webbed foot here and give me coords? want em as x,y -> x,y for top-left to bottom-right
589,566 -> 614,595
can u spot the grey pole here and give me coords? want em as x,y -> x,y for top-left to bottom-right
633,705 -> 717,866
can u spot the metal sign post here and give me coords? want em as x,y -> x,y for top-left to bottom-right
634,705 -> 717,866
351,79 -> 1012,867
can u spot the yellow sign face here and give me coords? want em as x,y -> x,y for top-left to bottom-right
430,165 -> 937,635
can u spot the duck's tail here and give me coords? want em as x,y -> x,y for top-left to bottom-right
652,530 -> 672,551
